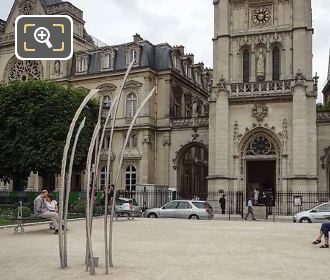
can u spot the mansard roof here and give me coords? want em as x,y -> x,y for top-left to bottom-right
72,40 -> 174,75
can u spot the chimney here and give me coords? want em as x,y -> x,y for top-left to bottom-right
174,45 -> 185,55
133,33 -> 143,43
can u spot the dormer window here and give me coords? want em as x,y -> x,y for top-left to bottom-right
126,44 -> 140,66
103,53 -> 111,69
101,49 -> 115,71
130,49 -> 137,63
76,55 -> 88,73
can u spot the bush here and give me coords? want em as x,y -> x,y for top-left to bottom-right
0,204 -> 32,218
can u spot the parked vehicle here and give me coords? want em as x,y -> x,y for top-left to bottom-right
115,197 -> 142,217
293,202 -> 330,223
143,200 -> 214,220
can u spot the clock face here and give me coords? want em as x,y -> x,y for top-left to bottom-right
252,7 -> 271,26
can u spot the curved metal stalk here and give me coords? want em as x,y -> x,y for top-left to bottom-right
85,121 -> 101,275
63,117 -> 86,267
93,96 -> 119,274
58,89 -> 99,268
108,86 -> 156,267
105,60 -> 135,267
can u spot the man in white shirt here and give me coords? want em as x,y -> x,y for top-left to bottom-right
34,190 -> 59,233
244,198 -> 256,220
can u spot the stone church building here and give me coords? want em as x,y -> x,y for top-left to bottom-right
209,0 -> 330,197
0,0 -> 329,196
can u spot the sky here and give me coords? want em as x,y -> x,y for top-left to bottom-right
0,0 -> 329,101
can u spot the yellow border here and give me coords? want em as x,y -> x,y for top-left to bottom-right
23,24 -> 35,33
24,42 -> 35,52
52,24 -> 65,33
53,42 -> 64,52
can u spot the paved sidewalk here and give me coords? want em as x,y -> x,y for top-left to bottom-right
0,218 -> 328,280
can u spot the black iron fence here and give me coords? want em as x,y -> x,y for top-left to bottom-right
1,190 -> 329,217
272,191 -> 330,216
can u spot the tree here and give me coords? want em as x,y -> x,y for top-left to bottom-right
0,80 -> 98,185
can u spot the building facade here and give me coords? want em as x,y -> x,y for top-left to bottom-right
0,0 -> 212,196
0,0 -> 329,196
209,0 -> 324,197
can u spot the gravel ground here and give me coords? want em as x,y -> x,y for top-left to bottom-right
0,217 -> 329,280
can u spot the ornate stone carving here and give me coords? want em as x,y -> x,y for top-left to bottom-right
317,111 -> 330,123
294,69 -> 306,86
53,60 -> 61,76
278,118 -> 288,144
250,5 -> 272,27
6,58 -> 43,81
124,80 -> 143,89
320,146 -> 330,169
163,136 -> 171,146
19,0 -> 36,15
217,75 -> 228,91
252,104 -> 268,123
246,135 -> 276,156
142,134 -> 152,144
233,121 -> 242,146
256,47 -> 265,81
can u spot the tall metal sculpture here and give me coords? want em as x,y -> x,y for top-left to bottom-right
58,60 -> 156,276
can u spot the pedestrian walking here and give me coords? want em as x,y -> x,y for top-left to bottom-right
219,194 -> 226,214
244,198 -> 256,220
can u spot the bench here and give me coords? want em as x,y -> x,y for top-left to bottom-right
9,201 -> 50,232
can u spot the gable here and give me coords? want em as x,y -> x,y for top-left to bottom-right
2,0 -> 47,34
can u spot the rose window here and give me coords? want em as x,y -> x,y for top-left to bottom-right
246,135 -> 276,155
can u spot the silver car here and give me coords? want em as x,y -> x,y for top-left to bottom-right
144,200 -> 214,220
293,202 -> 330,223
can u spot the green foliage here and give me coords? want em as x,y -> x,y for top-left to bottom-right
0,204 -> 31,218
0,80 -> 99,178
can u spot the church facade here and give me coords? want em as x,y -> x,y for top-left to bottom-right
0,0 -> 329,196
209,0 -> 330,196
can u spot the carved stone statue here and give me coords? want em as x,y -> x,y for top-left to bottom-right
54,60 -> 61,75
256,47 -> 265,80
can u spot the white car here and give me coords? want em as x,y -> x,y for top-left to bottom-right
293,202 -> 330,223
114,197 -> 142,217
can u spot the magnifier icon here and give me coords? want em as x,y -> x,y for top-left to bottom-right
34,27 -> 53,49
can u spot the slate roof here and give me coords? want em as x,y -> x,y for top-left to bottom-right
72,41 -> 173,75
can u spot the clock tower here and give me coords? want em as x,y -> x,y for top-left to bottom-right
209,0 -> 318,195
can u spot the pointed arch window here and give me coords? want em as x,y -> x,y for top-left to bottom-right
272,47 -> 280,81
243,49 -> 250,83
126,92 -> 137,117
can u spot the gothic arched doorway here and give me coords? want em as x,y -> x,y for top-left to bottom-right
239,129 -> 281,205
175,143 -> 208,200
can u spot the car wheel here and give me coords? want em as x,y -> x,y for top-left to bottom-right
148,213 -> 158,218
299,217 -> 311,223
189,214 -> 199,220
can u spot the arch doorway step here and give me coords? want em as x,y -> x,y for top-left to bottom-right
240,130 -> 281,205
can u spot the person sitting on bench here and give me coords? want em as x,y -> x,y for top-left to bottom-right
312,222 -> 330,248
44,194 -> 58,230
45,194 -> 58,212
34,190 -> 59,234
